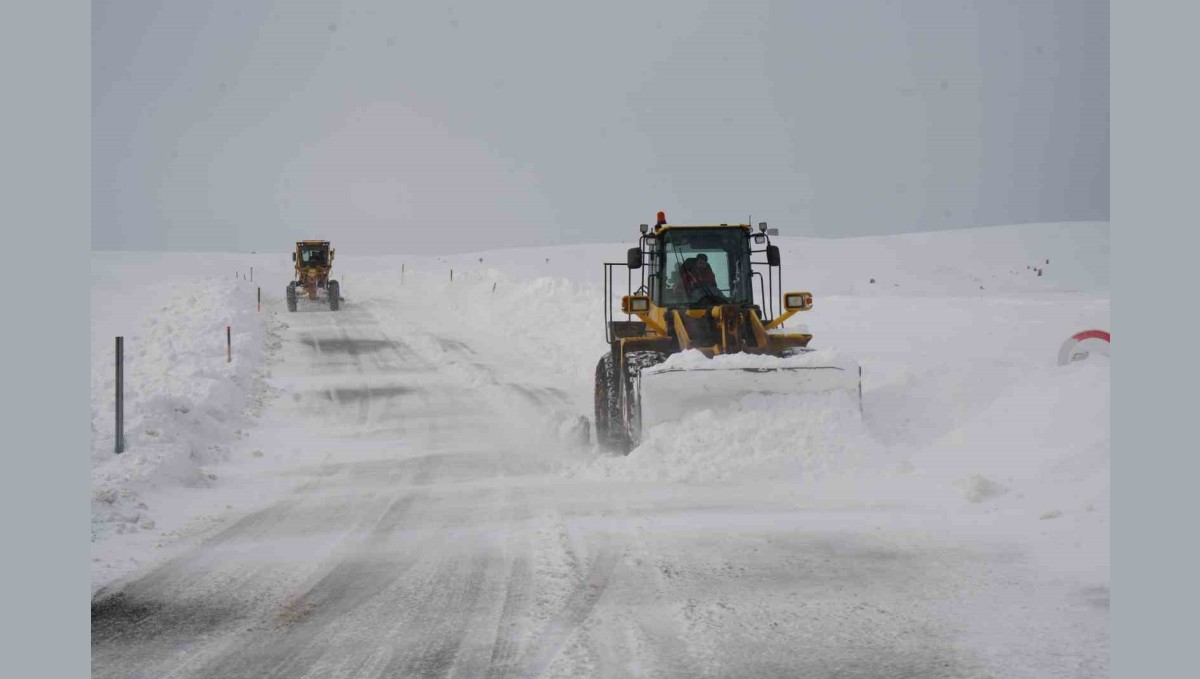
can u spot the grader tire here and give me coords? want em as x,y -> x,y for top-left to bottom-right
327,280 -> 340,310
286,283 -> 297,312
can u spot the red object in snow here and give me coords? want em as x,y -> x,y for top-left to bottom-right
1058,329 -> 1110,366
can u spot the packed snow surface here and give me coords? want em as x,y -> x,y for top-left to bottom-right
91,222 -> 1109,678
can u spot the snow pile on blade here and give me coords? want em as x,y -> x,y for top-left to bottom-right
639,349 -> 861,433
582,387 -> 878,484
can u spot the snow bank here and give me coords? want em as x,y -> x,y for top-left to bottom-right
772,221 -> 1110,297
902,358 -> 1110,515
90,274 -> 279,543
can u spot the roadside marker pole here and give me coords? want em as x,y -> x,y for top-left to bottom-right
250,266 -> 253,282
402,264 -> 405,285
115,336 -> 124,454
257,287 -> 261,312
227,326 -> 232,363
450,268 -> 454,282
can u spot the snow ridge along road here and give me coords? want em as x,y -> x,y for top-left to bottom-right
91,223 -> 1108,677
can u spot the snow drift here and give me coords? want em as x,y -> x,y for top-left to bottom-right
90,220 -> 1109,592
90,270 -> 280,546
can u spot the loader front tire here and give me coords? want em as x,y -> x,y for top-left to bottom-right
328,280 -> 340,311
594,353 -> 625,453
286,284 -> 297,312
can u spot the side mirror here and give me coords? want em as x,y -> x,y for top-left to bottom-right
627,247 -> 643,269
291,253 -> 296,262
766,245 -> 781,267
331,249 -> 336,259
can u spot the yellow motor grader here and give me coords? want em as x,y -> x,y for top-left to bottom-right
595,212 -> 861,453
286,240 -> 340,312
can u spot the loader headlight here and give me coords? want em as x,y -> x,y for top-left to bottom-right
783,292 -> 813,311
622,295 -> 651,314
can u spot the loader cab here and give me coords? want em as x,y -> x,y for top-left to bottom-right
648,227 -> 754,309
604,217 -> 787,345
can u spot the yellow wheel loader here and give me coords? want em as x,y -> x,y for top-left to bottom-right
594,213 -> 862,453
286,240 -> 340,312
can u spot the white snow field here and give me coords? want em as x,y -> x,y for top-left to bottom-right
91,222 -> 1109,678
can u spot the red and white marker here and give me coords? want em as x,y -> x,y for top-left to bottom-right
1058,329 -> 1110,366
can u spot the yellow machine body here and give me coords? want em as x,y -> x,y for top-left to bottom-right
594,219 -> 860,453
294,240 -> 335,300
287,240 -> 340,312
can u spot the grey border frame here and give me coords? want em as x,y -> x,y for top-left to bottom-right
2,1 -> 90,676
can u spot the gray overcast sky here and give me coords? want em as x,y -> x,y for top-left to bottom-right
92,0 -> 1108,254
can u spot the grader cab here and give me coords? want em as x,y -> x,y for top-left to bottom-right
287,240 -> 340,312
594,213 -> 861,453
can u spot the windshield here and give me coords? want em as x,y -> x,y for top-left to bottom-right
300,246 -> 327,265
655,229 -> 752,307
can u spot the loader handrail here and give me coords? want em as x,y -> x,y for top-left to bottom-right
750,257 -> 778,320
749,240 -> 779,321
604,231 -> 656,343
751,270 -> 767,319
603,261 -> 632,344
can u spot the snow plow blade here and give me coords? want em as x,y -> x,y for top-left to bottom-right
638,350 -> 862,432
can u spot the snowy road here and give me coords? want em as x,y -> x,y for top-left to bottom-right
92,291 -> 1107,678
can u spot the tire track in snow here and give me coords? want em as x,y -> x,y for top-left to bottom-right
91,457 -> 346,617
186,486 -> 440,677
91,479 -> 396,678
514,546 -> 621,678
298,305 -> 431,427
478,488 -> 538,679
380,553 -> 494,678
370,487 -> 534,678
484,555 -> 534,679
187,453 -> 516,678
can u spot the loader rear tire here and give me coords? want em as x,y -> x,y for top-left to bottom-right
328,280 -> 340,311
286,284 -> 297,312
